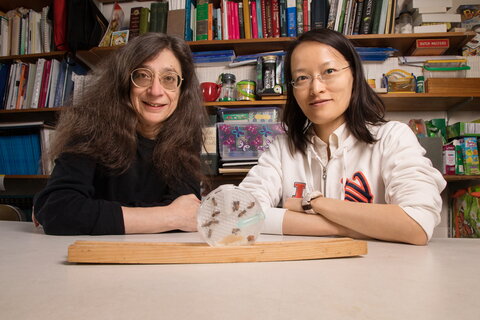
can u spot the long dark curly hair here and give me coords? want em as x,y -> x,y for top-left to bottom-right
283,28 -> 386,155
50,32 -> 208,187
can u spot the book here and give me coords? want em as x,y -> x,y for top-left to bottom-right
278,0 -> 286,36
271,0 -> 280,37
196,0 -> 208,40
158,1 -> 169,34
310,0 -> 329,29
287,0 -> 297,37
167,9 -> 186,38
242,0 -> 252,39
327,0 -> 339,30
413,24 -> 447,33
413,13 -> 461,25
110,30 -> 129,46
352,0 -> 365,34
359,0 -> 375,34
139,7 -> 150,34
255,0 -> 263,38
457,5 -> 480,56
408,0 -> 452,9
23,63 -> 37,109
250,0 -> 259,38
296,0 -> 303,35
128,7 -> 141,40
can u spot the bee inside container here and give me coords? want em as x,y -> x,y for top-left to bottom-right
422,59 -> 471,78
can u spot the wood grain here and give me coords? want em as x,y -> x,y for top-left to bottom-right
68,238 -> 367,264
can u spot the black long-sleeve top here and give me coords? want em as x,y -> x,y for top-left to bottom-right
33,136 -> 200,235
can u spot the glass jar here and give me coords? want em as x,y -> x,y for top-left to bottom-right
219,73 -> 236,101
262,55 -> 277,90
397,12 -> 413,34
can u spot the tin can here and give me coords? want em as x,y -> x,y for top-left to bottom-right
262,55 -> 277,90
236,80 -> 256,101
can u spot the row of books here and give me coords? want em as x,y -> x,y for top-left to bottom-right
0,6 -> 52,57
0,122 -> 54,175
0,58 -> 87,111
128,1 -> 170,40
184,0 -> 399,41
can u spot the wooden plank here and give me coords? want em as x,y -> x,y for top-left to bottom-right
68,238 -> 367,264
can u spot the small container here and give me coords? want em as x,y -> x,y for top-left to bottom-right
217,122 -> 285,160
219,73 -> 236,101
262,55 -> 277,90
397,12 -> 413,34
416,76 -> 424,93
236,80 -> 256,101
197,184 -> 265,247
218,107 -> 280,123
422,59 -> 470,78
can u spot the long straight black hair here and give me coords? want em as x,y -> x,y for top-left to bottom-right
283,28 -> 386,155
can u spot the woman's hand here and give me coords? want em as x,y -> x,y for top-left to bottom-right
167,194 -> 201,232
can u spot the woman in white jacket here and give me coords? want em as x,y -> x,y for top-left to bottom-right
239,29 -> 446,245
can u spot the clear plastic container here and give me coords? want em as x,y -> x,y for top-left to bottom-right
423,66 -> 470,78
218,107 -> 281,123
197,185 -> 264,247
422,59 -> 470,78
217,122 -> 285,160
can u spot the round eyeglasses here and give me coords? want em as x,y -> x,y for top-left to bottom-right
130,68 -> 183,91
290,66 -> 350,89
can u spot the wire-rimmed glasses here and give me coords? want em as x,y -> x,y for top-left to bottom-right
290,66 -> 350,89
130,68 -> 183,91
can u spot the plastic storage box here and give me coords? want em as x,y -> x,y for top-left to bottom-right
218,107 -> 280,123
422,59 -> 470,78
217,122 -> 285,160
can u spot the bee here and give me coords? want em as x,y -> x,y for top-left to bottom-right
247,235 -> 255,242
232,201 -> 240,211
232,228 -> 240,235
201,219 -> 219,228
238,209 -> 246,217
211,210 -> 220,217
211,197 -> 217,206
247,202 -> 255,209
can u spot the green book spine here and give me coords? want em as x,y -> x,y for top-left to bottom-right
150,3 -> 160,33
196,0 -> 208,40
159,2 -> 169,34
139,7 -> 150,34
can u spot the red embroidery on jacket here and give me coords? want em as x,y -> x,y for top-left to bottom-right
293,182 -> 306,198
344,172 -> 373,203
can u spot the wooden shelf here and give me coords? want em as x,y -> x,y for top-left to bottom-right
348,32 -> 476,56
205,93 -> 480,111
0,108 -> 62,123
0,51 -> 67,63
444,175 -> 480,182
75,32 -> 476,68
380,93 -> 480,111
1,175 -> 50,179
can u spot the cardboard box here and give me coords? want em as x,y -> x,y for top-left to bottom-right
426,78 -> 480,94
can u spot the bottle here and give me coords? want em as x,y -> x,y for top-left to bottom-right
262,55 -> 277,90
416,76 -> 424,93
219,73 -> 236,101
397,12 -> 413,34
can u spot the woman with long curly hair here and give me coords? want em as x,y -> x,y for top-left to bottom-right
34,33 -> 208,235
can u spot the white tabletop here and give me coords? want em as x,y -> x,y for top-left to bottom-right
1,221 -> 479,320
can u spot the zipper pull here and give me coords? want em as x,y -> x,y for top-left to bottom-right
323,168 -> 327,180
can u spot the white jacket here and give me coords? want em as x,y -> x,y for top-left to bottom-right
239,121 -> 447,240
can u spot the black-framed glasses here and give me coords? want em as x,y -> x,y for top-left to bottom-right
130,68 -> 183,91
290,66 -> 350,88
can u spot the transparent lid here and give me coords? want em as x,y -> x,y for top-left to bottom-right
197,185 -> 265,247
